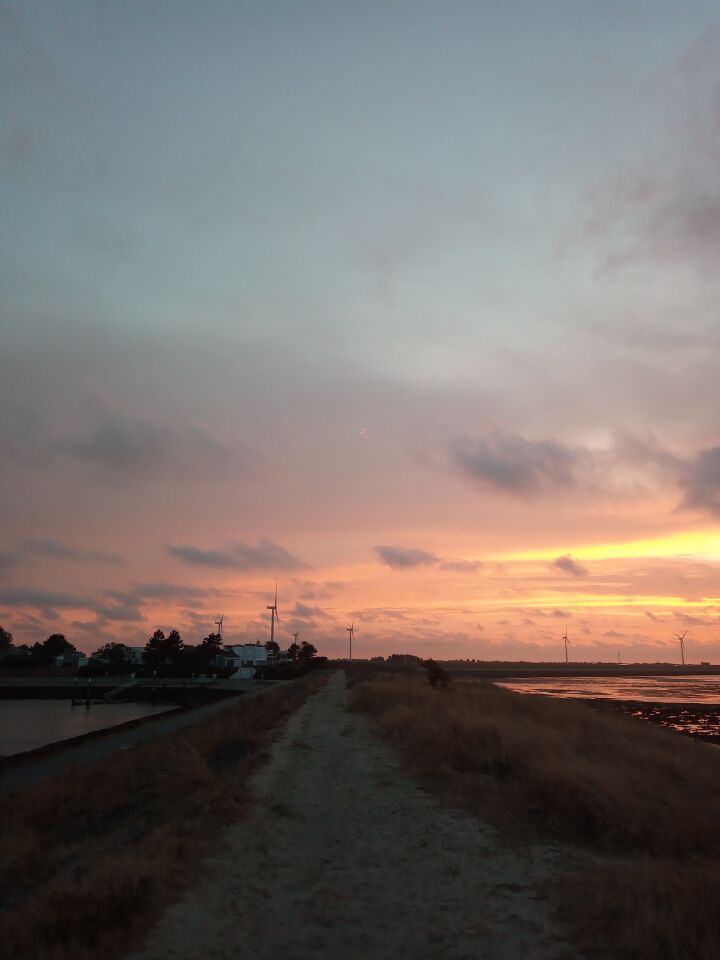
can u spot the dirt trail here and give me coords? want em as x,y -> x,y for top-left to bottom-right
128,672 -> 580,960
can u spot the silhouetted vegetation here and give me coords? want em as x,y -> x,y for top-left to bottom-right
422,658 -> 450,687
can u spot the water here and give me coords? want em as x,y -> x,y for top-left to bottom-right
496,675 -> 720,703
496,675 -> 720,741
0,700 -> 175,756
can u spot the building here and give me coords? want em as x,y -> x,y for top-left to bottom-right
221,641 -> 268,679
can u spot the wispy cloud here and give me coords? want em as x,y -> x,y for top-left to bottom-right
17,538 -> 122,564
375,545 -> 438,569
450,431 -> 584,496
552,554 -> 588,577
167,539 -> 304,571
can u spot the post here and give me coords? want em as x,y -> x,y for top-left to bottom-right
85,675 -> 92,709
71,676 -> 78,707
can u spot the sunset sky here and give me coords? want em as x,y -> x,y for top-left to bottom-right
3,1 -> 720,661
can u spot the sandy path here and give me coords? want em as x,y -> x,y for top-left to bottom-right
128,672 -> 580,960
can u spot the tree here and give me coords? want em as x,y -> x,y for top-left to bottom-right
31,633 -> 76,663
423,659 -> 450,688
265,639 -> 280,655
198,632 -> 223,662
0,626 -> 12,654
92,642 -> 128,666
143,629 -> 166,670
299,641 -> 317,661
143,628 -> 183,670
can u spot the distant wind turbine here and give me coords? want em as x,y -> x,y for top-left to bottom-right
562,624 -> 570,664
267,582 -> 279,648
347,620 -> 354,661
674,630 -> 687,666
214,614 -> 224,639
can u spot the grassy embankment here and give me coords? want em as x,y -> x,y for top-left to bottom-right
349,670 -> 720,960
0,672 -> 325,960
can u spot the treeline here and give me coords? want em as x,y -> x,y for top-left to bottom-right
0,624 -> 319,677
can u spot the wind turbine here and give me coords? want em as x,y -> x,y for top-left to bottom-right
347,620 -> 354,661
674,630 -> 687,666
292,631 -> 299,657
214,614 -> 224,639
267,582 -> 279,648
562,624 -> 570,664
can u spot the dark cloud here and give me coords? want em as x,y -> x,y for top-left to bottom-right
291,602 -> 327,619
167,539 -> 304,571
645,610 -> 661,622
450,432 -> 582,495
679,446 -> 720,516
17,538 -> 122,564
0,587 -> 91,609
92,591 -> 144,622
130,582 -> 215,600
552,554 -> 588,577
439,558 -> 483,572
375,545 -> 439,569
58,414 -> 229,474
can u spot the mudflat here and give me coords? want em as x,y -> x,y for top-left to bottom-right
128,672 -> 579,960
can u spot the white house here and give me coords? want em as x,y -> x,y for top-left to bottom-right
222,642 -> 268,679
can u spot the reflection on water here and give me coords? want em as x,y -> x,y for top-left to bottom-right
496,675 -> 720,741
0,700 -> 175,756
496,675 -> 720,703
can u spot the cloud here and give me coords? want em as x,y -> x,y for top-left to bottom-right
17,538 -> 122,564
439,558 -> 483,572
552,554 -> 588,577
679,446 -> 720,516
0,587 -> 91,610
450,431 -> 583,496
167,539 -> 304,571
375,545 -> 439,569
58,414 -> 229,474
291,602 -> 328,619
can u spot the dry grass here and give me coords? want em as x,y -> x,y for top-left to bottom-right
0,673 -> 324,960
350,673 -> 720,959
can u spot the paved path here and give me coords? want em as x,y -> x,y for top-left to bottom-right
127,672 -> 579,960
0,683 -> 269,795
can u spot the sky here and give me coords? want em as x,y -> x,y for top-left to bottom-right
3,1 -> 720,662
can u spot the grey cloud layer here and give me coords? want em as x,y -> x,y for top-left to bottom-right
450,427 -> 720,518
552,555 -> 588,577
17,539 -> 121,564
375,545 -> 483,572
167,539 -> 304,571
450,432 -> 584,495
375,545 -> 438,569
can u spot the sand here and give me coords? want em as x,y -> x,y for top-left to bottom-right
127,672 -> 581,960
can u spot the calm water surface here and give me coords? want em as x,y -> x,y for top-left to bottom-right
496,675 -> 720,703
0,700 -> 175,756
496,675 -> 720,740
